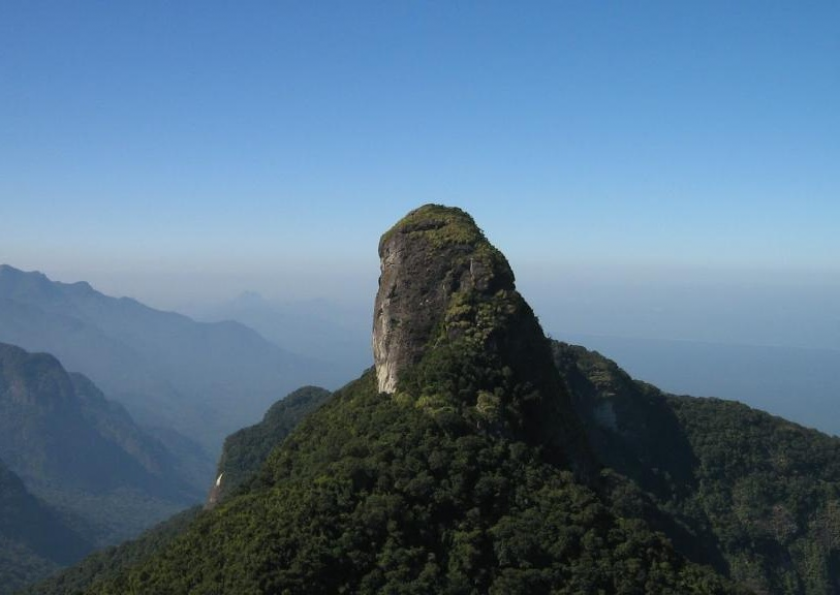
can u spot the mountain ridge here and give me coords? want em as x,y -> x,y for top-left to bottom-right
0,342 -> 199,547
554,340 -> 840,592
0,265 -> 345,465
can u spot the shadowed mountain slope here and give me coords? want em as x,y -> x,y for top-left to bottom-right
40,334 -> 840,593
554,341 -> 840,594
0,265 -> 341,461
0,458 -> 92,595
210,385 -> 332,503
0,343 -> 199,547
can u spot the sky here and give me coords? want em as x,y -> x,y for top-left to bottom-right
2,1 -> 839,349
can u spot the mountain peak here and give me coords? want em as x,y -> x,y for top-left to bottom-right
231,290 -> 267,307
373,204 -> 515,394
373,204 -> 593,474
0,265 -> 53,294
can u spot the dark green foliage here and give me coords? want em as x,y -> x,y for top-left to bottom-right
555,341 -> 840,595
39,341 -> 840,594
669,398 -> 840,594
215,385 -> 332,497
553,342 -> 700,502
34,205 -> 839,594
85,371 -> 741,595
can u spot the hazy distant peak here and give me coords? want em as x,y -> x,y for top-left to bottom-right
0,265 -> 103,311
66,280 -> 95,294
0,265 -> 55,296
0,265 -> 51,285
230,290 -> 268,307
0,264 -> 40,277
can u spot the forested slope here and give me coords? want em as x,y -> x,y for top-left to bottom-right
555,341 -> 840,594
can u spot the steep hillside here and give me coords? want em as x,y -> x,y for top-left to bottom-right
560,333 -> 840,437
212,385 -> 332,502
373,205 -> 595,477
27,386 -> 332,595
0,343 -> 199,546
554,341 -> 840,594
0,459 -> 91,595
75,205 -> 744,594
0,265 -> 341,457
88,370 -> 742,594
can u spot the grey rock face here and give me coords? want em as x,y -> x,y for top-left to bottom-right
371,205 -> 596,481
372,205 -> 514,394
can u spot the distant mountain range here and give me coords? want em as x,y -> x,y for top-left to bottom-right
0,343 -> 199,547
0,265 -> 346,462
187,290 -> 372,384
186,285 -> 840,439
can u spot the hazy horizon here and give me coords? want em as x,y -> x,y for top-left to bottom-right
5,260 -> 838,355
3,2 -> 838,351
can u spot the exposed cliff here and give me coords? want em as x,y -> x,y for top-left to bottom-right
373,205 -> 515,394
373,204 -> 594,476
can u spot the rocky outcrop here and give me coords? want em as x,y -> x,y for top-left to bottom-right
373,205 -> 514,393
372,204 -> 595,478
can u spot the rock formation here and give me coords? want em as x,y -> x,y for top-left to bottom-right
373,205 -> 514,394
372,204 -> 595,477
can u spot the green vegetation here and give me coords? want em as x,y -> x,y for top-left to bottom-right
669,398 -> 840,594
82,371 -> 741,595
33,205 -> 740,594
379,204 -> 486,249
215,385 -> 332,497
383,203 -> 591,476
25,206 -> 840,595
24,385 -> 334,595
42,338 -> 840,595
554,341 -> 840,595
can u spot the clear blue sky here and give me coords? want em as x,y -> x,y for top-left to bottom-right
2,1 -> 838,347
